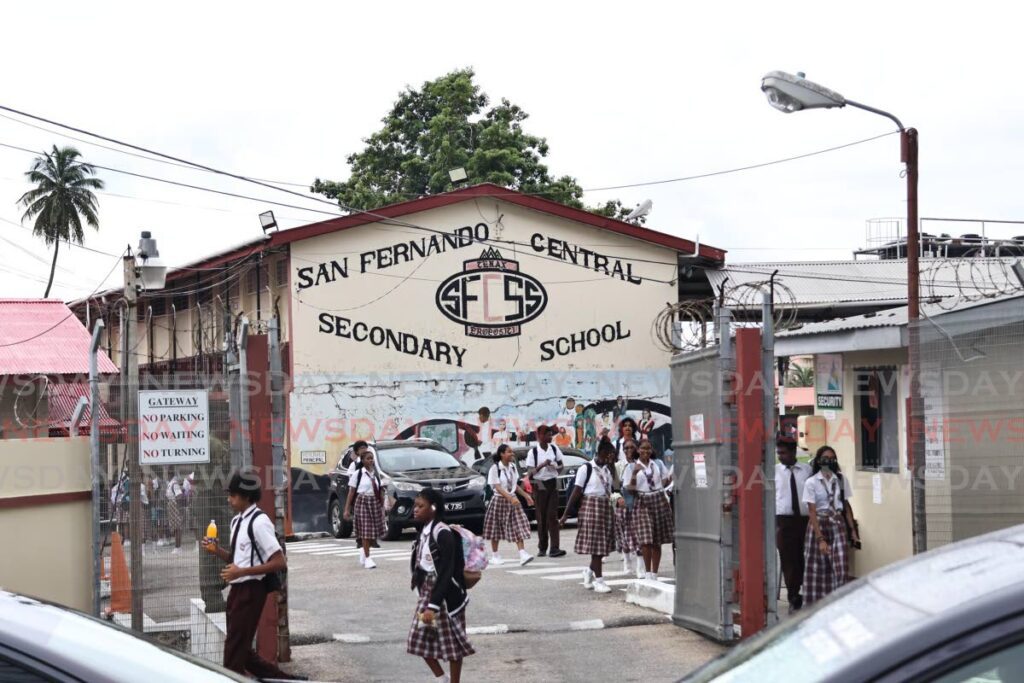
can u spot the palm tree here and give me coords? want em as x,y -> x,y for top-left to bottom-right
18,145 -> 104,298
786,363 -> 815,388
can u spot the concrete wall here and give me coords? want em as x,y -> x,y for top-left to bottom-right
286,201 -> 679,478
0,437 -> 92,611
811,348 -> 913,578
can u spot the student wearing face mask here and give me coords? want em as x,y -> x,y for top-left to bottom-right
801,445 -> 860,605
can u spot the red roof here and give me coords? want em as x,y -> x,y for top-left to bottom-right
0,300 -> 118,376
47,383 -> 121,434
146,183 -> 726,280
269,183 -> 727,261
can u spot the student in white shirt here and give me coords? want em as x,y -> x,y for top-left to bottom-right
560,439 -> 617,593
614,438 -> 642,577
201,470 -> 295,680
775,436 -> 813,612
801,445 -> 860,606
407,488 -> 474,683
165,474 -> 186,553
343,441 -> 386,569
482,444 -> 535,566
625,440 -> 675,581
525,425 -> 566,557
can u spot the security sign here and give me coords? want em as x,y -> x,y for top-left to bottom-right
435,248 -> 547,338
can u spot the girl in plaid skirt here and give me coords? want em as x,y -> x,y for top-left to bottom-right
802,446 -> 860,606
615,438 -> 642,577
408,488 -> 474,683
561,440 -> 618,593
625,440 -> 674,582
483,444 -> 535,567
343,445 -> 387,570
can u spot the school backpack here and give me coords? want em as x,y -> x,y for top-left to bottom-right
449,524 -> 488,588
565,462 -> 594,518
231,509 -> 283,593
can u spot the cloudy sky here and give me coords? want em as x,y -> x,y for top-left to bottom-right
1,1 -> 1021,300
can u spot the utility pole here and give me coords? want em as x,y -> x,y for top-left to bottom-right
124,252 -> 143,632
89,319 -> 105,617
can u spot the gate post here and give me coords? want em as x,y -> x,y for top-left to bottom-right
735,328 -> 766,638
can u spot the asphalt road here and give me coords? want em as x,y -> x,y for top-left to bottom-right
284,532 -> 725,682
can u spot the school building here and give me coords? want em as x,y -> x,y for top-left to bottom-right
73,184 -> 726,532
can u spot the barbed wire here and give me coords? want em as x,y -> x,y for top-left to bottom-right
922,253 -> 1024,310
722,280 -> 800,331
651,300 -> 715,353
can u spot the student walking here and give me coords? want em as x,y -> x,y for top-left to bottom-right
202,470 -> 304,680
344,442 -> 387,569
166,473 -> 185,553
483,444 -> 535,567
775,436 -> 812,612
614,438 -> 642,577
625,440 -> 674,581
560,439 -> 617,593
525,425 -> 565,557
802,445 -> 859,606
614,418 -> 639,462
407,488 -> 474,683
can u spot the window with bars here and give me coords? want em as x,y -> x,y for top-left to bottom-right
246,267 -> 260,294
856,367 -> 900,473
275,258 -> 288,287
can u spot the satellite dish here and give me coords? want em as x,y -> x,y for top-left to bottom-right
625,199 -> 652,222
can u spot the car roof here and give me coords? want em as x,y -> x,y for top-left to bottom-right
0,591 -> 247,681
688,524 -> 1024,682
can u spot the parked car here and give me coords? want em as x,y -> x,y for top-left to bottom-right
469,446 -> 592,521
0,590 -> 249,681
682,523 -> 1024,683
327,438 -> 487,540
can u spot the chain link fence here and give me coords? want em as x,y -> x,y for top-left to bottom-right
914,295 -> 1024,550
97,362 -> 238,662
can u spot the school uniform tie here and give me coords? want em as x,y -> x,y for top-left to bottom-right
789,468 -> 800,516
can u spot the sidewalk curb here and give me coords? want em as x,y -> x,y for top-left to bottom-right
294,614 -> 671,647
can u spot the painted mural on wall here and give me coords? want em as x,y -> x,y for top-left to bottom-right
289,369 -> 673,468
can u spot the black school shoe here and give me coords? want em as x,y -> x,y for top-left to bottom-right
537,550 -> 548,557
549,549 -> 567,558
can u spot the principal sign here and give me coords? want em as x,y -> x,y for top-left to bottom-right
436,248 -> 548,338
139,390 -> 211,465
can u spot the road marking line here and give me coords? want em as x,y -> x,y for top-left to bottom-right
288,544 -> 350,553
507,565 -> 587,576
568,619 -> 605,631
312,549 -> 408,557
467,624 -> 510,635
333,633 -> 371,644
543,570 -> 631,581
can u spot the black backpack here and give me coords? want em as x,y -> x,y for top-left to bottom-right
565,463 -> 593,518
231,509 -> 283,593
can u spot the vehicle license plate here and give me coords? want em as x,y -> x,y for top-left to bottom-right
445,502 -> 465,511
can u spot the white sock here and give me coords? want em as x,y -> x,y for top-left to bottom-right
358,548 -> 367,565
519,548 -> 530,558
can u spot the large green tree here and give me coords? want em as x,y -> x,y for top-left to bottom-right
312,69 -> 639,221
18,145 -> 104,298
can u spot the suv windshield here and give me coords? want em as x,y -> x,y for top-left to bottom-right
377,446 -> 461,472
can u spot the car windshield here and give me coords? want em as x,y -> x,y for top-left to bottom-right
377,446 -> 461,472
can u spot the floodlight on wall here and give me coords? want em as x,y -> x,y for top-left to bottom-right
136,231 -> 167,291
260,210 -> 278,234
449,167 -> 468,183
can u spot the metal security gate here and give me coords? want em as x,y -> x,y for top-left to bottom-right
671,306 -> 777,642
671,310 -> 737,641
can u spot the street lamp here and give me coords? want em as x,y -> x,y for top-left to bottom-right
124,230 -> 168,631
760,70 -> 926,555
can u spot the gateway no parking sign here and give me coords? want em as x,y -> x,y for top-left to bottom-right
138,389 -> 211,465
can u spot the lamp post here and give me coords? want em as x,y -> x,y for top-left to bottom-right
760,71 -> 926,554
125,230 -> 167,631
